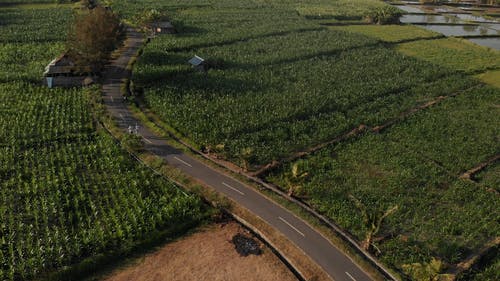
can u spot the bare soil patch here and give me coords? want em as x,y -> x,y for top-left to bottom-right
103,222 -> 297,281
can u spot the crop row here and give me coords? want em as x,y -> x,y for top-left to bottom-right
134,5 -> 478,168
0,6 -> 71,83
0,5 -> 207,280
0,82 -> 206,280
295,0 -> 393,20
0,133 -> 205,280
0,82 -> 93,147
266,86 -> 500,274
0,7 -> 71,44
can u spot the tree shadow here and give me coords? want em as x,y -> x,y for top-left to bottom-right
171,21 -> 208,37
167,27 -> 324,52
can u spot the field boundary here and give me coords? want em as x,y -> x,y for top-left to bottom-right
98,27 -> 317,281
459,153 -> 500,181
252,84 -> 480,177
230,213 -> 307,281
98,120 -> 311,281
448,236 -> 500,276
123,24 -> 399,279
136,108 -> 400,280
252,124 -> 367,176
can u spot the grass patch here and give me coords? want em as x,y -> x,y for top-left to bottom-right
396,37 -> 500,73
475,162 -> 500,193
476,69 -> 500,87
329,24 -> 441,43
296,0 -> 397,21
266,86 -> 500,275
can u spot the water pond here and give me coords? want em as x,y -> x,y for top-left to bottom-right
395,4 -> 500,49
400,14 -> 460,24
468,37 -> 500,49
422,24 -> 499,36
450,13 -> 498,23
397,5 -> 426,14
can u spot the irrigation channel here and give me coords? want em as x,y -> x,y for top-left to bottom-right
393,2 -> 500,50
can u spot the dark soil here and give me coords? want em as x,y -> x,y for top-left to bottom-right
232,233 -> 262,257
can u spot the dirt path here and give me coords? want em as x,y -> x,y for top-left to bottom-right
103,223 -> 297,281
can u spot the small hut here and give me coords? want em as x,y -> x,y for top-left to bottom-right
188,55 -> 206,72
43,53 -> 97,88
151,21 -> 176,35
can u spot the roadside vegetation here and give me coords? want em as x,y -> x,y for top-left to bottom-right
129,0 -> 480,170
117,0 -> 499,280
267,87 -> 499,277
0,2 -> 208,280
1,0 -> 498,280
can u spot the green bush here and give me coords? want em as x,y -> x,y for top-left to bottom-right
122,132 -> 145,152
364,6 -> 402,24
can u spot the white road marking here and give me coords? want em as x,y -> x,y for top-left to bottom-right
173,156 -> 192,167
142,137 -> 152,144
222,182 -> 245,195
119,113 -> 125,120
278,216 -> 305,237
345,272 -> 357,281
110,96 -> 114,102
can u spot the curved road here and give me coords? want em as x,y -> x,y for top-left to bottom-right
102,28 -> 373,281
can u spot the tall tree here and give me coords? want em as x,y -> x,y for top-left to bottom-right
67,6 -> 123,73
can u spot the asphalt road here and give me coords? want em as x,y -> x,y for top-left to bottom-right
102,29 -> 373,281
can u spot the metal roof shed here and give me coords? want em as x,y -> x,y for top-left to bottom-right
188,55 -> 206,72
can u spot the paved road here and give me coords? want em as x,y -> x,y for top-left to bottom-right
102,29 -> 373,281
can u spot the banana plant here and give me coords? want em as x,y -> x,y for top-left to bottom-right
349,194 -> 398,252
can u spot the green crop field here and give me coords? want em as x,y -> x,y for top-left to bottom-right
267,87 -> 499,272
396,37 -> 500,74
295,0 -> 394,20
0,4 -> 206,280
2,0 -> 499,280
329,24 -> 441,43
129,1 -> 482,170
120,0 -> 500,279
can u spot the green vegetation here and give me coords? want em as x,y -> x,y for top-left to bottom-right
402,258 -> 454,281
130,1 -> 478,169
458,254 -> 500,281
329,24 -> 440,43
0,7 -> 70,82
267,87 -> 499,273
0,83 -> 206,281
115,0 -> 499,279
0,3 -> 206,280
296,0 -> 399,21
364,6 -> 402,24
67,5 -> 123,72
475,163 -> 500,193
0,0 -> 75,4
396,38 -> 500,74
2,0 -> 498,280
475,70 -> 500,87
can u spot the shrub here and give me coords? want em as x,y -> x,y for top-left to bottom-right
122,132 -> 144,152
364,6 -> 402,25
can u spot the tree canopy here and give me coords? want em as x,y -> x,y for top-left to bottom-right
67,6 -> 123,73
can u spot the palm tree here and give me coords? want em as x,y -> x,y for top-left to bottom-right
349,195 -> 398,251
285,163 -> 308,197
239,147 -> 253,172
402,258 -> 454,281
